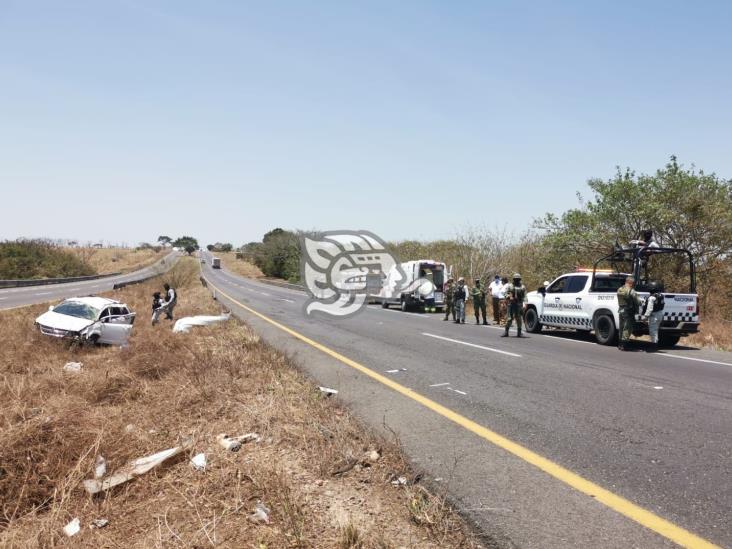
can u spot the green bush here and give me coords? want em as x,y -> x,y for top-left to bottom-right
0,239 -> 96,279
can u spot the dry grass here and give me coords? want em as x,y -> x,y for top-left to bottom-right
0,258 -> 478,548
216,252 -> 264,278
68,247 -> 167,275
685,317 -> 732,351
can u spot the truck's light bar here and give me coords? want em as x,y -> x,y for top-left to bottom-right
576,268 -> 616,273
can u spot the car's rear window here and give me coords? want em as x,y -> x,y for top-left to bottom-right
53,302 -> 100,321
592,276 -> 626,292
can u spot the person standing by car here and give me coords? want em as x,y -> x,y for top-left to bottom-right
488,274 -> 503,324
443,277 -> 456,321
499,276 -> 509,325
641,282 -> 665,352
471,278 -> 488,325
617,277 -> 642,351
453,277 -> 468,324
501,273 -> 527,337
163,283 -> 177,320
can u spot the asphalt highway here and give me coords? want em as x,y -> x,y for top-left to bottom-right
0,251 -> 179,310
200,253 -> 730,548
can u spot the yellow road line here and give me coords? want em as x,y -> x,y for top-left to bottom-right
205,276 -> 719,549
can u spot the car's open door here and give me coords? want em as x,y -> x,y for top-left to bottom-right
97,322 -> 133,345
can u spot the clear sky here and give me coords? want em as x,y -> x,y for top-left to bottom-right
1,1 -> 730,247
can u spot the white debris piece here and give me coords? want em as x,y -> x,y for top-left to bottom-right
391,476 -> 407,486
318,386 -> 338,396
249,501 -> 271,524
90,519 -> 109,529
63,362 -> 83,372
190,453 -> 207,471
94,455 -> 107,479
217,433 -> 261,452
64,518 -> 81,537
83,439 -> 193,495
172,313 -> 231,333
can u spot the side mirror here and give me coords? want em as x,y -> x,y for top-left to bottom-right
538,287 -> 546,296
48,305 -> 55,311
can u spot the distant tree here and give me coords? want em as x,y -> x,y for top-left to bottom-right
158,235 -> 172,246
220,243 -> 233,252
207,244 -> 215,251
173,236 -> 199,255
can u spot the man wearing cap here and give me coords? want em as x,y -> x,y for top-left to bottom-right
488,275 -> 503,325
471,278 -> 488,325
617,276 -> 642,351
453,277 -> 468,324
443,277 -> 456,321
501,273 -> 527,337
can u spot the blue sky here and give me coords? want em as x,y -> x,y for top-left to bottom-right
1,1 -> 730,247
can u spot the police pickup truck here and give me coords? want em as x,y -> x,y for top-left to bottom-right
523,244 -> 700,347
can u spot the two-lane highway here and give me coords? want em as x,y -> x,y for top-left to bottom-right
201,253 -> 730,548
0,251 -> 179,310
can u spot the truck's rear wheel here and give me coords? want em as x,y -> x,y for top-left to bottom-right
400,299 -> 408,312
524,307 -> 542,333
381,301 -> 389,309
594,314 -> 617,345
659,334 -> 680,348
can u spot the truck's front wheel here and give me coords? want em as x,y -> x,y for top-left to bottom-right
381,300 -> 389,309
594,314 -> 617,345
524,307 -> 542,333
400,298 -> 408,312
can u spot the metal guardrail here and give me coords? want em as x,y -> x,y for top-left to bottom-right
0,272 -> 122,289
257,278 -> 305,292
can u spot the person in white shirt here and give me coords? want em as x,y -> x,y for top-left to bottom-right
162,283 -> 177,320
488,275 -> 503,325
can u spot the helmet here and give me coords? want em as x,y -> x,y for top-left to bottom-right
513,273 -> 522,279
474,278 -> 481,283
458,277 -> 465,282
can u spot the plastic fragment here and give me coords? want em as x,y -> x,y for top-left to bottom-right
63,362 -> 83,372
190,453 -> 207,470
217,433 -> 260,452
64,518 -> 81,537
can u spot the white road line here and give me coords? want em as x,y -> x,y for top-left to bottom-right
429,382 -> 450,387
278,298 -> 295,303
454,389 -> 468,395
259,292 -> 271,296
34,292 -> 52,296
540,333 -> 595,345
422,332 -> 522,358
386,368 -> 407,373
663,353 -> 732,368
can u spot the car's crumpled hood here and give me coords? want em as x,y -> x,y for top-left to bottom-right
35,310 -> 95,332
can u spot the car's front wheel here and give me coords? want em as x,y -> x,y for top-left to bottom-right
524,307 -> 542,333
594,314 -> 617,345
659,334 -> 681,348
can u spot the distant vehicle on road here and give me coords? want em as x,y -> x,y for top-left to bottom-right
212,257 -> 221,269
372,259 -> 447,312
35,296 -> 136,345
524,244 -> 699,347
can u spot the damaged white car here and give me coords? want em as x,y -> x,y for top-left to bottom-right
35,296 -> 136,345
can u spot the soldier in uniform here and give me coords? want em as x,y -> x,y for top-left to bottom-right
641,281 -> 665,353
501,273 -> 527,337
471,278 -> 488,325
616,276 -> 642,351
443,278 -> 455,321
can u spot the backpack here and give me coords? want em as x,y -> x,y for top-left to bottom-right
652,293 -> 664,312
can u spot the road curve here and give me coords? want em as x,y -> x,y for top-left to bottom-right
0,251 -> 180,310
200,251 -> 730,548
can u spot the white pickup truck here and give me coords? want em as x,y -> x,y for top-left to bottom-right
371,259 -> 447,312
523,245 -> 700,348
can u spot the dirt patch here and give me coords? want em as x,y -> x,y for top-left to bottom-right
0,258 -> 479,547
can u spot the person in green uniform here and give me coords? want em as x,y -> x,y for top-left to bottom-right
616,276 -> 642,351
501,273 -> 527,337
471,278 -> 488,325
443,278 -> 455,321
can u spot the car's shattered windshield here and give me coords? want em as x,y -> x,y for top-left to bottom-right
52,302 -> 99,321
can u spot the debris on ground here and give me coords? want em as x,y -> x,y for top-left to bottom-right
216,432 -> 261,452
90,519 -> 109,529
63,518 -> 80,537
83,438 -> 194,495
172,313 -> 231,333
391,476 -> 408,487
248,500 -> 271,524
365,449 -> 381,463
94,455 -> 107,479
190,452 -> 207,471
63,362 -> 83,372
318,386 -> 338,396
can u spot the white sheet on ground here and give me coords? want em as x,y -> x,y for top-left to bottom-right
173,313 -> 231,333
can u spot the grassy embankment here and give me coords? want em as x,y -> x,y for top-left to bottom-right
68,247 -> 168,275
0,258 -> 477,548
216,252 -> 265,279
